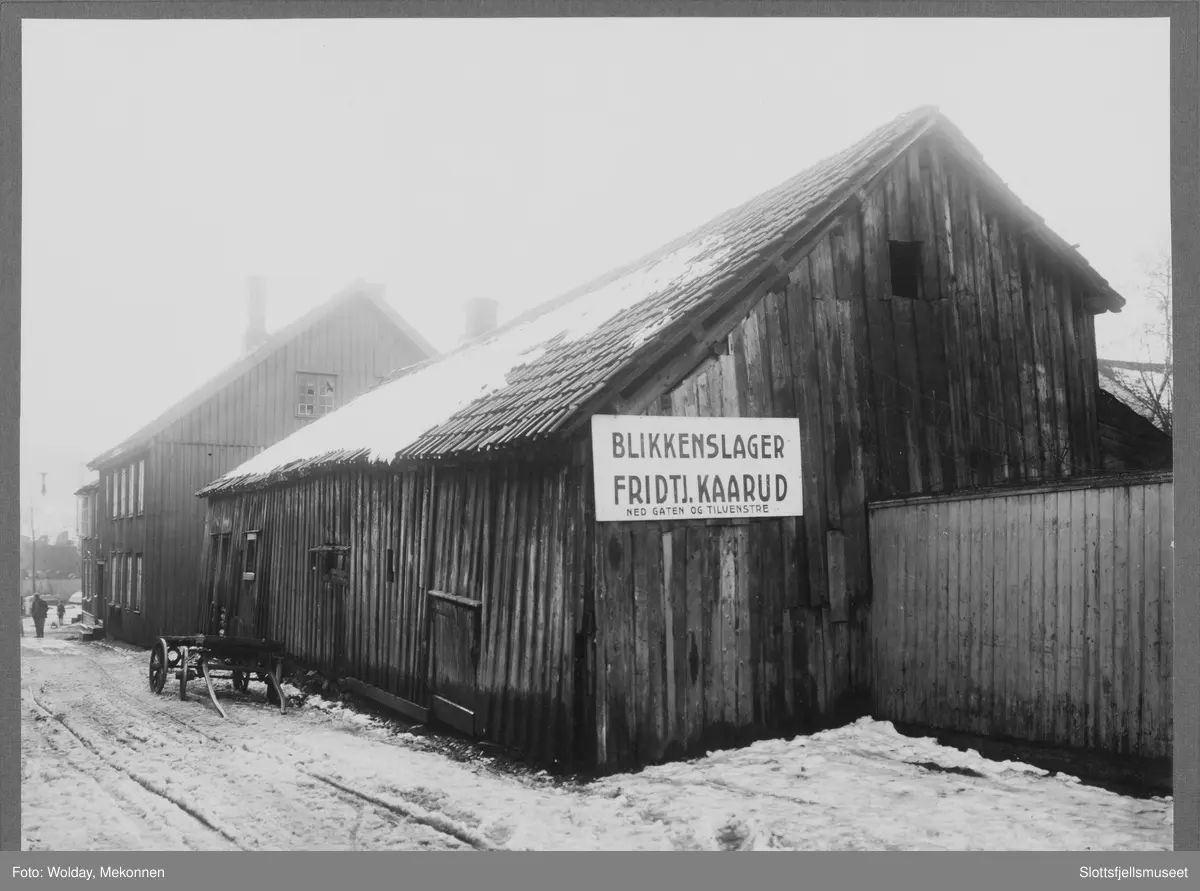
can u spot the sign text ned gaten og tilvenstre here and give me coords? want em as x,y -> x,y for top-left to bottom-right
591,415 -> 804,522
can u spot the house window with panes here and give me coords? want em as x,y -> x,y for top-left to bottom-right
125,553 -> 133,609
110,474 -> 117,520
296,373 -> 337,418
137,460 -> 145,515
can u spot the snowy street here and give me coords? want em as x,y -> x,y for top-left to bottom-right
21,625 -> 1174,852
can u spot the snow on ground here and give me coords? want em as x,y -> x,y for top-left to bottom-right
21,632 -> 1172,851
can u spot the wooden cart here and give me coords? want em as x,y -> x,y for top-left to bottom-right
148,633 -> 287,719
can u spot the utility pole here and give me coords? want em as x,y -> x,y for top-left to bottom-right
30,473 -> 45,599
29,506 -> 36,599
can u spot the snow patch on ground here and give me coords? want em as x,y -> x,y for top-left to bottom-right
21,637 -> 85,654
277,684 -> 1171,851
21,635 -> 1173,851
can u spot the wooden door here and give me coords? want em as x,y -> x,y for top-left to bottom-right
232,531 -> 262,639
203,532 -> 235,633
326,568 -> 350,676
95,561 -> 106,626
426,590 -> 481,735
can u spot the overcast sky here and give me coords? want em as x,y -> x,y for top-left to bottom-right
20,16 -> 1170,536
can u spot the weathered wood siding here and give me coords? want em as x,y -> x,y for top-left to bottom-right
98,297 -> 426,647
93,454 -> 150,644
463,463 -> 586,765
851,135 -> 1102,499
584,131 -> 1111,768
194,132 -> 1117,771
868,473 -> 1173,759
201,459 -> 588,766
148,442 -> 262,641
590,282 -> 868,769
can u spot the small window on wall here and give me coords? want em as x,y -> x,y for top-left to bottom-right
309,545 -> 349,578
296,373 -> 336,418
243,531 -> 260,581
110,475 -> 117,520
888,240 -> 923,300
137,460 -> 145,515
125,553 -> 133,608
126,464 -> 134,516
134,554 -> 143,612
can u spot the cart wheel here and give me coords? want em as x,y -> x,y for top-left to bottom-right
149,640 -> 168,694
232,671 -> 249,693
178,646 -> 189,701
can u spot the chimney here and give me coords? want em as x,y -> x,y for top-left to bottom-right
461,297 -> 499,343
244,277 -> 268,354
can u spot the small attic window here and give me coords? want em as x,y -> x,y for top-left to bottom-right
297,373 -> 337,418
888,241 -> 923,300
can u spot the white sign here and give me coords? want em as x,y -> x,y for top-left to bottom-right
591,414 -> 804,523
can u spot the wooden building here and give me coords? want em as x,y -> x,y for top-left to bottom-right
196,107 -> 1133,769
73,480 -> 101,624
1095,389 -> 1173,473
1096,357 -> 1172,435
82,280 -> 437,647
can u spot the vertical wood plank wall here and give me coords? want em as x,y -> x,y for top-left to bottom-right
585,133 -> 1109,769
151,443 -> 262,641
92,458 -> 148,644
868,474 -> 1173,759
853,135 -> 1101,501
195,131 -> 1118,770
202,459 -> 588,766
98,298 -> 427,647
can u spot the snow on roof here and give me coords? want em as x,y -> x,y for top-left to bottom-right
201,105 -> 1128,496
200,235 -> 734,493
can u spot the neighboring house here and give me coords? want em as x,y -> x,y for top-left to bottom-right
74,479 -> 101,625
196,106 -> 1127,770
1096,357 -> 1172,433
82,279 -> 437,647
1095,388 -> 1173,473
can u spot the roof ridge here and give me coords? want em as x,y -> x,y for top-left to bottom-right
88,281 -> 434,469
393,104 -> 942,375
206,104 -> 1126,495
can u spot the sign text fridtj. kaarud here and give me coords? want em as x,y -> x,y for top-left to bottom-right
590,414 -> 804,522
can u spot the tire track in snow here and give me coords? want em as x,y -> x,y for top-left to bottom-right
305,774 -> 493,850
72,650 -> 491,849
20,695 -> 217,851
32,642 -> 481,850
24,689 -> 245,850
79,670 -> 487,849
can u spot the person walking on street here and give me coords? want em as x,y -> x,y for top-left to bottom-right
56,600 -> 65,627
31,593 -> 48,638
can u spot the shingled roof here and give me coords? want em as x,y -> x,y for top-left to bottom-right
199,106 -> 1126,496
